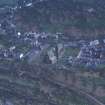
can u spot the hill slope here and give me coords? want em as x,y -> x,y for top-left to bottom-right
16,0 -> 105,39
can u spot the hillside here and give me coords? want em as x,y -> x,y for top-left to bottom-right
15,0 -> 105,39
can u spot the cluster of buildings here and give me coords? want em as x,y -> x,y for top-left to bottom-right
67,39 -> 105,69
0,6 -> 64,64
77,40 -> 105,59
0,5 -> 64,63
0,4 -> 105,69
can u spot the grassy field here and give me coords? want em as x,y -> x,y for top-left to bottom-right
64,47 -> 79,57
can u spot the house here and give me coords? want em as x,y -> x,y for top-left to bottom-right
47,43 -> 64,64
48,48 -> 57,64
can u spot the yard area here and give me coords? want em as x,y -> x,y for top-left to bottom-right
64,47 -> 80,57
